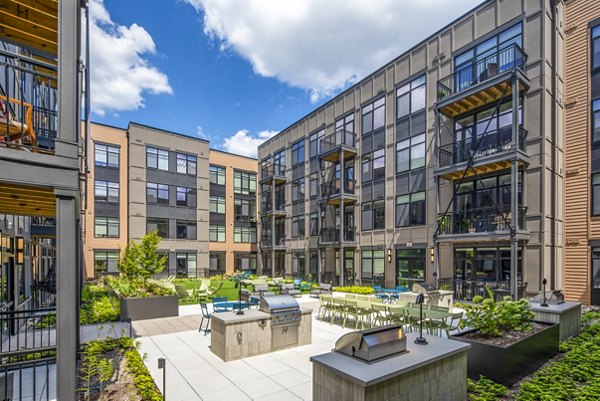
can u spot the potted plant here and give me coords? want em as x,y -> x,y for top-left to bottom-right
437,88 -> 448,99
450,288 -> 559,386
462,217 -> 475,233
437,214 -> 451,234
106,231 -> 178,321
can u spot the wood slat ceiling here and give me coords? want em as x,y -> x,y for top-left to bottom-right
0,0 -> 58,57
440,81 -> 527,118
0,183 -> 55,217
439,160 -> 525,181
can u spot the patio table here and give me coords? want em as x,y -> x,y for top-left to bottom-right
213,301 -> 251,312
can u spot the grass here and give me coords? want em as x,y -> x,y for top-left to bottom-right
174,279 -> 239,304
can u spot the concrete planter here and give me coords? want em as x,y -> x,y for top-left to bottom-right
450,322 -> 559,386
119,295 -> 179,321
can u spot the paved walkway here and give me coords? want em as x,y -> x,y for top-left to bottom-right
137,297 -> 350,401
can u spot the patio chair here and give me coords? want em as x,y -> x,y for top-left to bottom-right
310,283 -> 332,298
343,299 -> 369,329
196,279 -> 211,302
444,311 -> 464,337
281,283 -> 301,298
386,304 -> 405,327
294,278 -> 314,291
212,296 -> 228,313
207,281 -> 223,298
199,303 -> 212,335
331,297 -> 346,324
345,294 -> 357,300
373,285 -> 389,303
175,285 -> 194,302
371,303 -> 388,327
318,294 -> 333,321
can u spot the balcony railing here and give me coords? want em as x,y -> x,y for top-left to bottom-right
439,126 -> 527,167
438,278 -> 527,301
437,206 -> 527,235
261,164 -> 286,181
1,350 -> 56,401
0,54 -> 58,153
319,129 -> 356,154
234,214 -> 257,223
1,308 -> 56,354
320,227 -> 355,243
437,44 -> 527,101
321,180 -> 355,198
262,201 -> 286,214
261,236 -> 286,247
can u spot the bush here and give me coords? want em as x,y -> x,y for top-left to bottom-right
333,286 -> 374,295
459,287 -> 534,337
80,280 -> 119,324
467,376 -> 507,401
106,275 -> 174,298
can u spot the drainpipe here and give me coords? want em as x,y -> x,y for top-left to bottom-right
550,0 -> 560,290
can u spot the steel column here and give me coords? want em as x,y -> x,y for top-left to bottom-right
511,74 -> 520,300
339,150 -> 345,285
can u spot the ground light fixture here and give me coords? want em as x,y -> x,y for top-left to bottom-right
414,293 -> 428,345
158,357 -> 166,400
541,278 -> 549,307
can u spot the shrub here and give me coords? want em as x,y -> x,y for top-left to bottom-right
106,275 -> 174,298
333,286 -> 374,295
467,376 -> 507,401
118,231 -> 167,286
80,280 -> 119,324
459,287 -> 534,337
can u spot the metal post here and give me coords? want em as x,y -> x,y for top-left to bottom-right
339,150 -> 345,286
511,74 -> 520,300
271,179 -> 276,277
158,358 -> 166,400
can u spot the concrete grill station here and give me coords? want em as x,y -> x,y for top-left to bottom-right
211,295 -> 312,361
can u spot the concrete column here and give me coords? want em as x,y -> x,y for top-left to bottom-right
56,190 -> 79,401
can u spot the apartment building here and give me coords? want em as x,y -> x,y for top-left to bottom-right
84,122 -> 257,278
564,0 -> 600,305
257,0 -> 565,299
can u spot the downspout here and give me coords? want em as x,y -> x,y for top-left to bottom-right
550,0 -> 560,290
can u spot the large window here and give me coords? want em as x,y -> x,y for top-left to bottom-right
291,178 -> 305,202
94,217 -> 119,238
396,75 -> 426,119
209,252 -> 226,276
234,170 -> 257,195
234,198 -> 256,221
176,186 -> 194,207
176,253 -> 197,277
292,252 -> 305,277
94,144 -> 119,168
292,215 -> 305,238
274,149 -> 286,172
209,165 -> 226,185
176,220 -> 197,240
94,251 -> 119,275
361,200 -> 385,231
146,147 -> 169,171
234,226 -> 256,243
362,149 -> 385,183
593,99 -> 600,144
176,153 -> 197,175
454,173 -> 522,211
362,97 -> 385,135
396,133 -> 425,173
94,180 -> 119,203
593,173 -> 600,216
396,192 -> 426,227
361,250 -> 385,286
146,218 -> 169,238
210,196 -> 226,214
309,173 -> 319,198
455,247 -> 522,282
210,225 -> 226,242
234,253 -> 257,272
593,248 -> 600,290
593,25 -> 600,71
396,249 -> 425,286
309,212 -> 319,236
309,129 -> 325,157
291,139 -> 305,165
147,182 -> 169,205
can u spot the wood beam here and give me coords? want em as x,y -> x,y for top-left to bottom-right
1,1 -> 57,32
10,0 -> 58,17
0,22 -> 56,55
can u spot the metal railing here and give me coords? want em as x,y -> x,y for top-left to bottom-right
319,129 -> 356,154
320,227 -> 355,243
321,180 -> 355,198
261,163 -> 286,180
1,308 -> 56,354
439,126 -> 527,167
437,205 -> 527,235
437,44 -> 527,100
260,236 -> 286,247
234,214 -> 257,223
0,53 -> 58,153
261,200 -> 286,214
0,350 -> 56,401
30,217 -> 56,226
438,278 -> 527,301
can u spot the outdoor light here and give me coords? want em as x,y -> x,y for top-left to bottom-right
541,278 -> 548,307
16,237 -> 24,264
236,281 -> 245,315
414,293 -> 428,345
430,248 -> 435,264
387,248 -> 392,263
157,358 -> 166,400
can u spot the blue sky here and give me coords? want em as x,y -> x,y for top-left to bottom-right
90,0 -> 481,157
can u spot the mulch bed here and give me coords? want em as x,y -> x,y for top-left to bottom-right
459,322 -> 548,346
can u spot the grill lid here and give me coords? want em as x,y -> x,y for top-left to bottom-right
260,294 -> 299,313
531,290 -> 565,305
412,282 -> 438,294
334,325 -> 407,363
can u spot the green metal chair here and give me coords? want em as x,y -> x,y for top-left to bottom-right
318,294 -> 333,321
331,297 -> 346,325
343,299 -> 364,329
444,311 -> 464,337
371,302 -> 388,327
387,304 -> 405,327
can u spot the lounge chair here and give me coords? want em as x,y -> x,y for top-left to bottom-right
281,283 -> 301,298
207,281 -> 223,298
196,279 -> 211,302
310,283 -> 332,298
175,284 -> 194,302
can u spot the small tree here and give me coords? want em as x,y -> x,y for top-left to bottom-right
118,241 -> 141,282
137,230 -> 167,285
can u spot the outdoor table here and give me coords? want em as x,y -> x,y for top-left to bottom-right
213,301 -> 250,312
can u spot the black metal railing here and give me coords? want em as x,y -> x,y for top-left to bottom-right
1,308 -> 56,354
0,54 -> 58,152
30,217 -> 56,226
260,236 -> 286,247
319,129 -> 356,154
261,163 -> 286,181
320,227 -> 355,243
0,350 -> 56,401
438,278 -> 527,301
437,44 -> 527,100
321,180 -> 355,198
439,126 -> 527,167
261,200 -> 286,214
437,205 -> 527,235
234,214 -> 257,223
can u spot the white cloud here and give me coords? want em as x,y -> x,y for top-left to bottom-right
222,129 -> 278,158
185,0 -> 480,102
89,0 -> 173,115
196,125 -> 208,140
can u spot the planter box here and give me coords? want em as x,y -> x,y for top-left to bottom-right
450,322 -> 559,386
119,295 -> 179,321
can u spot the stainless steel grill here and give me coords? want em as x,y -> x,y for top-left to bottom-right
412,282 -> 441,303
531,290 -> 565,305
334,325 -> 407,363
259,295 -> 301,326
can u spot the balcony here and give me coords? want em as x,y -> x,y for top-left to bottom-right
260,163 -> 286,184
31,217 -> 56,237
260,236 -> 286,249
261,201 -> 286,218
320,227 -> 356,245
436,126 -> 528,180
436,45 -> 528,117
437,206 -> 528,241
321,180 -> 357,205
319,130 -> 357,162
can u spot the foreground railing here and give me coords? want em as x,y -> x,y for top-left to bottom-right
438,278 -> 527,301
319,129 -> 356,153
0,350 -> 56,401
0,308 -> 56,354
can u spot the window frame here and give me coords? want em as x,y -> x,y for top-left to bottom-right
176,220 -> 197,240
146,182 -> 169,205
396,75 -> 426,119
593,173 -> 600,216
395,191 -> 426,227
176,186 -> 194,207
94,143 -> 119,168
209,195 -> 226,214
94,217 -> 119,238
291,139 -> 305,165
292,215 -> 306,238
234,226 -> 257,243
592,25 -> 600,73
146,217 -> 169,238
362,97 -> 385,136
209,165 -> 226,185
176,153 -> 197,175
361,199 -> 385,231
94,251 -> 119,275
94,180 -> 119,204
209,224 -> 226,242
234,170 -> 257,195
146,146 -> 169,171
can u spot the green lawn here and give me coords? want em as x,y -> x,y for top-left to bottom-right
173,279 -> 240,304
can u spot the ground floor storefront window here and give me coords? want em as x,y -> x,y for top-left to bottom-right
177,253 -> 197,277
234,252 -> 256,273
361,250 -> 385,287
454,246 -> 522,283
292,252 -> 305,277
396,248 -> 425,287
209,252 -> 225,276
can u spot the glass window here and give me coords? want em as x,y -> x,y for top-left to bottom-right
209,196 -> 225,214
396,191 -> 426,227
94,251 -> 119,275
209,165 -> 226,185
292,215 -> 305,238
210,225 -> 226,242
396,133 -> 425,173
309,173 -> 319,197
292,140 -> 305,165
146,182 -> 169,205
396,249 -> 426,287
593,99 -> 600,143
362,97 -> 385,135
362,149 -> 385,183
292,252 -> 305,277
176,253 -> 197,278
94,217 -> 119,238
176,186 -> 194,207
176,220 -> 196,240
309,212 -> 319,236
310,129 -> 325,157
234,198 -> 256,221
593,248 -> 600,289
94,144 -> 119,168
593,25 -> 600,71
146,218 -> 169,238
176,153 -> 197,175
146,147 -> 169,171
292,178 -> 305,202
94,180 -> 119,203
209,252 -> 226,276
234,253 -> 257,272
362,200 -> 385,231
234,226 -> 257,243
234,170 -> 257,195
396,75 -> 426,119
593,174 -> 600,216
361,250 -> 385,286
